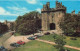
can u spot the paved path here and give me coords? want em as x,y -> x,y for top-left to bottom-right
2,33 -> 42,50
4,35 -> 31,50
36,39 -> 80,51
0,31 -> 14,46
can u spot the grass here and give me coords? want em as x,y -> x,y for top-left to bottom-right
65,36 -> 80,48
12,40 -> 79,51
14,33 -> 21,36
39,34 -> 55,41
12,40 -> 57,51
39,34 -> 80,47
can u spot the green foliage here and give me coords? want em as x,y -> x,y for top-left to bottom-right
54,35 -> 66,51
60,13 -> 80,36
17,21 -> 37,35
10,23 -> 15,31
0,23 -> 8,34
39,34 -> 80,47
15,11 -> 41,35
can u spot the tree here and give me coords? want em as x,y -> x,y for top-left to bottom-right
53,34 -> 66,51
17,20 -> 37,35
60,13 -> 80,36
0,23 -> 8,34
15,11 -> 41,35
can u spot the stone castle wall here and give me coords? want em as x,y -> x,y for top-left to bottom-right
41,1 -> 66,34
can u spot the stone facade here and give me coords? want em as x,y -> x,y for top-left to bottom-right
41,1 -> 66,34
4,20 -> 15,30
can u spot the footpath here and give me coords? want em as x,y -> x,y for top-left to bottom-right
36,39 -> 80,51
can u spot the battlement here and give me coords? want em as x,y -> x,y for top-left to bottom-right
56,1 -> 66,10
42,2 -> 50,11
41,1 -> 66,12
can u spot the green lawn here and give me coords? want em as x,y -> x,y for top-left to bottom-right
14,33 -> 21,36
12,40 -> 79,51
65,36 -> 80,48
12,40 -> 57,51
39,34 -> 80,47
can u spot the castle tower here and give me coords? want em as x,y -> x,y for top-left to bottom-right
41,1 -> 66,34
41,2 -> 50,30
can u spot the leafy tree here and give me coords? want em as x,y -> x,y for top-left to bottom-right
0,23 -> 8,34
60,13 -> 80,36
17,20 -> 37,35
53,34 -> 66,51
15,11 -> 41,35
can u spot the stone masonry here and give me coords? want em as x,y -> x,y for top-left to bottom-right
41,1 -> 66,34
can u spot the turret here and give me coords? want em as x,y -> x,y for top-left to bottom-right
56,1 -> 66,13
46,2 -> 50,9
41,2 -> 50,12
71,10 -> 75,14
56,1 -> 66,10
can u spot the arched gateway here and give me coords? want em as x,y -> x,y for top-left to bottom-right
50,23 -> 55,30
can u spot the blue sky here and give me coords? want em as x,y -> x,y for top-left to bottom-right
0,0 -> 80,22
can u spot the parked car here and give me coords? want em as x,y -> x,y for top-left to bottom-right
34,34 -> 43,38
17,40 -> 25,45
32,36 -> 37,39
27,37 -> 35,40
0,46 -> 8,51
10,43 -> 20,47
44,32 -> 50,35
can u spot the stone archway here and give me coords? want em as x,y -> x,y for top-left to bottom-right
50,23 -> 55,30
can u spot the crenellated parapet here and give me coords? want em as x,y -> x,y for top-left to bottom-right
41,1 -> 66,13
41,2 -> 50,12
56,1 -> 66,10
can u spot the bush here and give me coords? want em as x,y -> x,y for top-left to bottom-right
53,34 -> 58,39
70,37 -> 77,40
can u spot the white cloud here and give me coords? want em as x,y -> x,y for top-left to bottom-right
36,8 -> 41,13
7,7 -> 32,16
0,7 -> 18,16
26,0 -> 37,4
7,7 -> 27,11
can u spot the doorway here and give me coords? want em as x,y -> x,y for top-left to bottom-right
50,23 -> 55,30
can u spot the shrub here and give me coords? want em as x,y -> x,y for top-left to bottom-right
54,35 -> 66,51
70,37 -> 77,40
53,34 -> 58,39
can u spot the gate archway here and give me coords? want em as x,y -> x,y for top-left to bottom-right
50,23 -> 55,30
